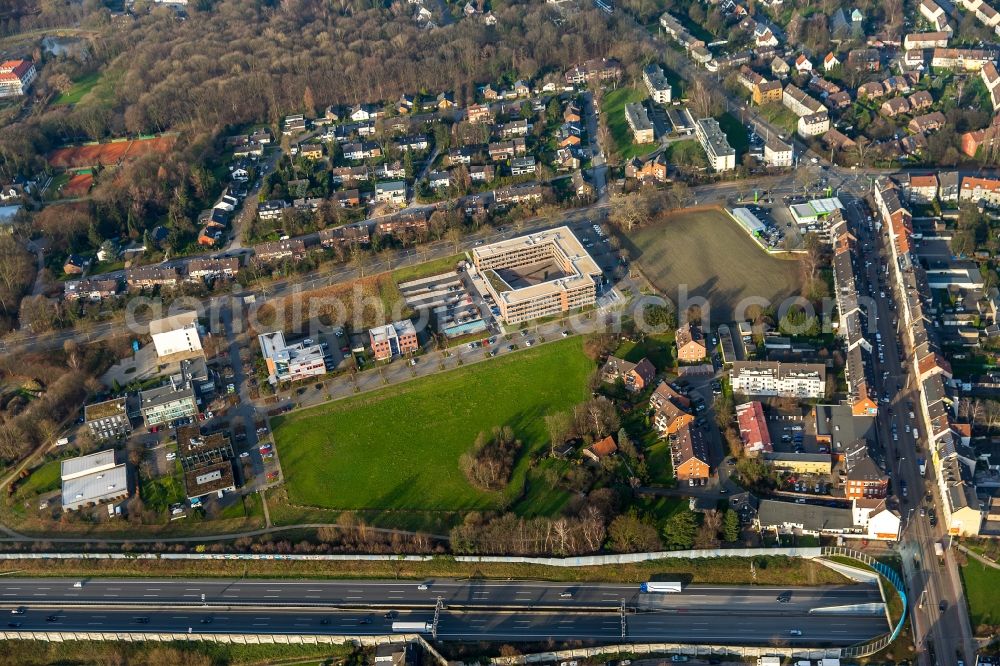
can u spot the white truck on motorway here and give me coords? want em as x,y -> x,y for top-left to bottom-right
934,540 -> 945,563
640,581 -> 683,593
392,621 -> 432,633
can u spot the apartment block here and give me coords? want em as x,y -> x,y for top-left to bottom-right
694,118 -> 735,171
730,361 -> 826,398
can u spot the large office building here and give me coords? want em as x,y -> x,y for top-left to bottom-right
258,330 -> 328,384
149,310 -> 203,359
473,227 -> 602,324
730,361 -> 826,398
694,118 -> 736,171
369,320 -> 419,361
61,450 -> 128,511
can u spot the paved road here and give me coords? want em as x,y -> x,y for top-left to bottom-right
1,606 -> 884,645
0,578 -> 882,613
0,578 -> 886,646
839,187 -> 973,663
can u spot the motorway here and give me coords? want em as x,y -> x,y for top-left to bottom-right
0,578 -> 887,646
0,578 -> 882,612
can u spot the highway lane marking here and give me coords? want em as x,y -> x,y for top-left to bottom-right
346,596 -> 363,600
306,589 -> 323,593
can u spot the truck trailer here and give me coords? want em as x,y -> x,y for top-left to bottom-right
640,581 -> 683,593
391,621 -> 433,633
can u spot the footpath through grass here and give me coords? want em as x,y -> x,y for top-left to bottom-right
272,337 -> 595,514
52,71 -> 103,106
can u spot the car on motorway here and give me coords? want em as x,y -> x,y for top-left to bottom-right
776,592 -> 791,603
46,615 -> 58,622
239,452 -> 250,458
320,618 -> 331,625
383,610 -> 398,619
359,616 -> 373,624
417,584 -> 429,590
10,607 -> 25,615
789,629 -> 802,636
134,617 -> 150,624
670,657 -> 689,663
200,617 -> 213,624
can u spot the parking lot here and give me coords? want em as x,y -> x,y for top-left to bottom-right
568,220 -> 622,284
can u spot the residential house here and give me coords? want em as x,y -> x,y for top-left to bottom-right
600,356 -> 657,392
920,0 -> 951,31
257,200 -> 288,221
625,153 -> 669,182
427,171 -> 451,189
564,58 -> 622,84
903,31 -> 951,50
343,141 -> 381,161
493,185 -> 545,205
675,323 -> 707,362
783,84 -> 826,116
695,118 -> 736,171
847,48 -> 881,71
467,104 -> 493,124
583,435 -> 618,462
908,90 -> 934,111
982,62 -> 1000,111
909,111 -> 946,134
671,423 -> 711,482
467,164 -> 493,182
374,181 -> 407,206
499,119 -> 530,138
798,112 -> 830,137
283,114 -> 306,134
319,224 -> 371,247
126,265 -> 180,290
331,166 -> 369,185
959,176 -> 1000,208
376,212 -> 430,237
64,278 -> 120,301
904,173 -> 939,204
563,103 -> 582,124
436,92 -> 456,109
931,48 -> 992,70
187,257 -> 240,282
939,171 -> 960,201
331,188 -> 362,207
736,401 -> 773,456
881,97 -> 911,117
510,156 -> 536,176
823,52 -> 841,71
795,54 -> 813,74
254,239 -> 306,263
571,170 -> 594,198
858,81 -> 886,99
823,128 -> 857,152
764,135 -> 794,167
299,144 -> 323,160
754,80 -> 783,105
62,254 -> 89,276
771,56 -> 790,78
651,392 -> 695,435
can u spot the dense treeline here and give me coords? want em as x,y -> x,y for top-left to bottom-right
0,0 -> 648,176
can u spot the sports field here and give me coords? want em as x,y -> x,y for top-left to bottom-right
628,208 -> 802,322
272,338 -> 595,512
48,135 -> 176,168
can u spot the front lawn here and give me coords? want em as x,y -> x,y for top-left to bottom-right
272,338 -> 595,513
961,559 -> 1000,631
602,87 -> 658,161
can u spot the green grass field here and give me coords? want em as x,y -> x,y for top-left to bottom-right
272,338 -> 595,513
15,459 -> 61,500
615,332 -> 675,371
602,87 -> 658,161
628,208 -> 802,322
52,72 -> 103,106
961,559 -> 1000,630
715,112 -> 749,158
